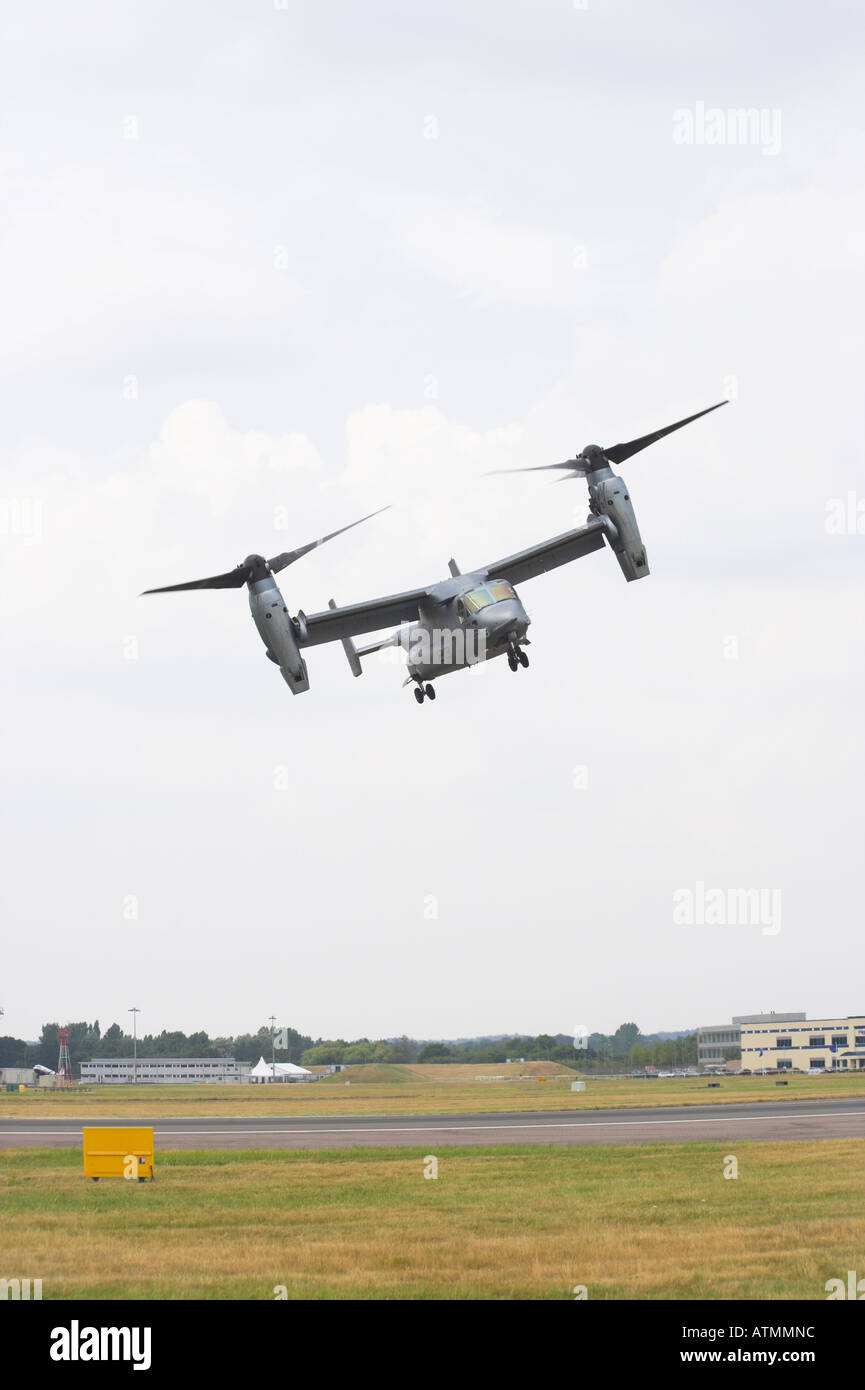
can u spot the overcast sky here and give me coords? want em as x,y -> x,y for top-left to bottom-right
2,0 -> 863,1044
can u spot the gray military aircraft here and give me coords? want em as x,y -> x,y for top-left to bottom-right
143,401 -> 726,704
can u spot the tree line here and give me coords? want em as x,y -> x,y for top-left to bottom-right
0,1023 -> 313,1072
0,1020 -> 699,1074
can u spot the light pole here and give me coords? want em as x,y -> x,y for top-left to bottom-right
269,1015 -> 277,1084
129,1008 -> 140,1086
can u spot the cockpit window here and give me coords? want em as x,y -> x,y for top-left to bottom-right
464,581 -> 515,614
464,588 -> 493,615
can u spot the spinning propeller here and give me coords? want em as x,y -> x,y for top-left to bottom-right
142,506 -> 389,594
492,400 -> 728,479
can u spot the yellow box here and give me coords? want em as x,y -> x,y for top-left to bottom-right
83,1127 -> 155,1182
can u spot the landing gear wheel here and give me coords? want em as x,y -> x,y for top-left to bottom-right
518,650 -> 529,668
414,687 -> 425,704
507,652 -> 519,671
424,684 -> 436,700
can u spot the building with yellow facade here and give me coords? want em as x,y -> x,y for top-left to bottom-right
698,1012 -> 865,1071
740,1016 -> 865,1072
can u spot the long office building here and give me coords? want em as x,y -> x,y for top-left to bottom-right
697,1012 -> 805,1066
740,1016 -> 865,1072
80,1057 -> 249,1084
698,1013 -> 865,1072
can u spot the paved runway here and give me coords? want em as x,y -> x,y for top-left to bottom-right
2,1098 -> 864,1150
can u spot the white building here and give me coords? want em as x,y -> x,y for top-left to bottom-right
0,1065 -> 55,1088
80,1057 -> 250,1084
1,1066 -> 36,1086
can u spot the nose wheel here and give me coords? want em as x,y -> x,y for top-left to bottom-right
508,643 -> 530,671
413,683 -> 436,704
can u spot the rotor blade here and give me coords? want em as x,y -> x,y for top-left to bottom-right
487,460 -> 588,478
603,400 -> 728,466
142,565 -> 251,594
267,505 -> 390,574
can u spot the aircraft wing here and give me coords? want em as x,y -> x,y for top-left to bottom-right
480,517 -> 609,586
298,586 -> 429,647
299,518 -> 610,646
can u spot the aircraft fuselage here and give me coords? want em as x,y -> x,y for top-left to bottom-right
400,572 -> 531,683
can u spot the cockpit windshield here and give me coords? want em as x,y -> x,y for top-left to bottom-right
464,581 -> 516,615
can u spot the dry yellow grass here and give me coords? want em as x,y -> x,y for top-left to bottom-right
4,1139 -> 864,1299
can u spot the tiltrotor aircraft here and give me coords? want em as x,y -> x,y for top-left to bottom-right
143,401 -> 726,703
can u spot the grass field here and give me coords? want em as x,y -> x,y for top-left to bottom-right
4,1066 -> 865,1119
4,1139 -> 863,1299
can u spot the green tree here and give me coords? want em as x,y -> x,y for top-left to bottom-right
0,1036 -> 31,1067
300,1041 -> 347,1066
98,1023 -> 127,1057
612,1022 -> 641,1055
389,1036 -> 419,1064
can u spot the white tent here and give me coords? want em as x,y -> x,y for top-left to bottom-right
249,1056 -> 313,1082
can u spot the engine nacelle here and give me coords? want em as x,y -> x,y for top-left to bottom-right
588,471 -> 649,582
249,578 -> 310,694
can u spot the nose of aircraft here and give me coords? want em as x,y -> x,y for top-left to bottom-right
475,598 -> 529,645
